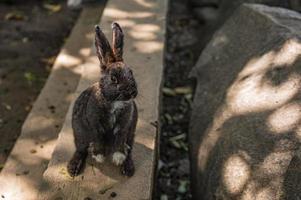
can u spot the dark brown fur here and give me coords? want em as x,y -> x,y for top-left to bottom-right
67,23 -> 138,177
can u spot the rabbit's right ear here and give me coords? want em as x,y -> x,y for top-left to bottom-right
112,22 -> 124,62
95,25 -> 115,70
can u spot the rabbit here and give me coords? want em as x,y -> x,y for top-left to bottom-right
67,22 -> 138,177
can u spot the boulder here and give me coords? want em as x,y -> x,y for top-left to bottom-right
190,0 -> 291,51
189,4 -> 301,200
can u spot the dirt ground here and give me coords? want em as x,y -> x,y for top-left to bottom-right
155,0 -> 205,199
0,0 -> 80,169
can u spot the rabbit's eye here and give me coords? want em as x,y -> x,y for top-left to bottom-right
111,76 -> 118,84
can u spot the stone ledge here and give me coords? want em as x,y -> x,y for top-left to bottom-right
41,0 -> 167,199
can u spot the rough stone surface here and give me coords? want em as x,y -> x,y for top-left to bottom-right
191,0 -> 293,52
0,4 -> 104,200
189,4 -> 301,200
41,0 -> 167,199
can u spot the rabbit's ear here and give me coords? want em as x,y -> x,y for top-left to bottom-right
95,25 -> 115,70
112,22 -> 124,61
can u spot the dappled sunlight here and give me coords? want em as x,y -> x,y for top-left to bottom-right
113,19 -> 136,27
0,173 -> 37,200
136,119 -> 156,149
104,8 -> 154,19
198,106 -> 232,171
226,40 -> 301,114
239,140 -> 294,199
134,0 -> 156,8
211,34 -> 229,47
223,154 -> 250,195
259,150 -> 293,177
227,73 -> 299,114
134,41 -> 163,53
22,115 -> 55,134
79,47 -> 91,57
129,24 -> 160,40
254,187 -> 274,200
267,102 -> 301,134
56,50 -> 82,67
102,0 -> 164,57
241,183 -> 275,200
196,36 -> 301,198
273,39 -> 301,66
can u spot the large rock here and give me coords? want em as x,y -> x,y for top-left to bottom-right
191,0 -> 292,51
189,4 -> 301,200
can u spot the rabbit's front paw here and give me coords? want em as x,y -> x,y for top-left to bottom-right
121,158 -> 135,177
112,151 -> 126,166
67,154 -> 85,177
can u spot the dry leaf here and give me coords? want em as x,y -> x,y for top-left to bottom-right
5,11 -> 27,21
174,86 -> 192,95
162,87 -> 176,96
30,149 -> 37,154
2,103 -> 12,111
41,56 -> 56,65
43,3 -> 62,13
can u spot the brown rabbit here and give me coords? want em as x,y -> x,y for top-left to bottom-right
67,22 -> 138,177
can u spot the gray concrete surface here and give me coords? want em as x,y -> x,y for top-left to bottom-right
189,4 -> 301,200
41,0 -> 167,199
0,4 -> 105,200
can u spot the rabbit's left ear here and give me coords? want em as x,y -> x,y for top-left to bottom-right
112,22 -> 124,61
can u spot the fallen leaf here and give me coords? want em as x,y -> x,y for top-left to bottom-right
160,194 -> 168,200
5,11 -> 27,21
164,113 -> 173,125
169,134 -> 186,141
24,72 -> 37,85
30,149 -> 37,154
178,180 -> 188,193
162,87 -> 176,96
2,103 -> 12,111
43,3 -> 62,13
174,86 -> 192,95
170,140 -> 181,149
41,56 -> 56,65
25,105 -> 32,111
59,167 -> 73,179
22,37 -> 29,43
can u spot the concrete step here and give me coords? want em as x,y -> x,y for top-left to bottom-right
0,3 -> 105,200
41,0 -> 167,199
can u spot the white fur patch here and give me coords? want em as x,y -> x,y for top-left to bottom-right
112,151 -> 126,166
111,101 -> 126,114
92,154 -> 105,163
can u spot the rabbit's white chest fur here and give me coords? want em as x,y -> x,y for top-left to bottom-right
111,101 -> 127,114
108,100 -> 132,128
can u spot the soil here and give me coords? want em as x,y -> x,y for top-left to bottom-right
0,0 -> 80,169
155,0 -> 206,199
